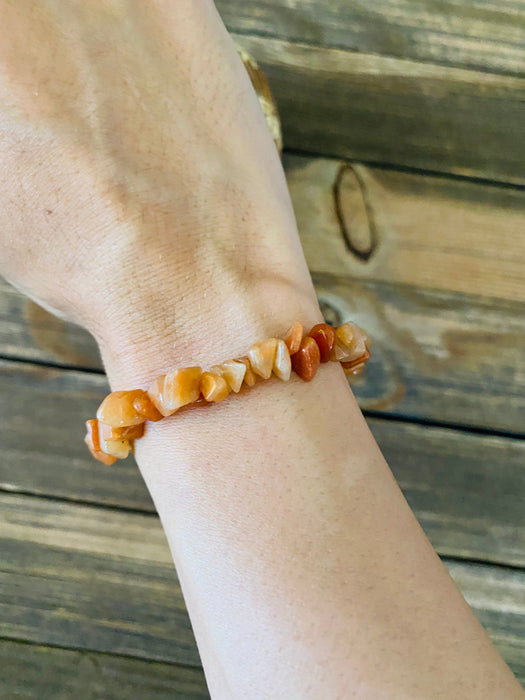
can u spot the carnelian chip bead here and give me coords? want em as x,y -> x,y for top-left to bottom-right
215,359 -> 247,393
84,419 -> 117,465
85,419 -> 101,452
341,349 -> 371,373
284,321 -> 303,355
347,362 -> 366,377
248,338 -> 279,379
133,392 -> 163,422
335,322 -> 367,363
330,337 -> 352,363
273,339 -> 291,381
99,422 -> 145,441
96,390 -> 147,428
236,357 -> 259,387
148,366 -> 202,416
291,336 -> 321,382
100,437 -> 132,460
201,371 -> 231,402
309,323 -> 336,363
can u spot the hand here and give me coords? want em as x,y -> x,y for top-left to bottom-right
0,0 -> 317,384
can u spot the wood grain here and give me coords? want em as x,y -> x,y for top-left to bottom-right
314,273 -> 525,433
233,33 -> 525,184
218,0 -> 525,78
0,640 -> 209,700
1,360 -> 524,567
0,279 -> 101,368
286,155 -> 525,303
0,492 -> 523,685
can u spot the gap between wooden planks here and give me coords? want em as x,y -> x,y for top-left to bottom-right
217,0 -> 525,78
232,33 -> 525,185
0,491 -> 523,685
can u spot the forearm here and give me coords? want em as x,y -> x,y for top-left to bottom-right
99,232 -> 522,700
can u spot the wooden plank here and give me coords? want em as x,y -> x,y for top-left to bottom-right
1,361 -> 524,567
0,639 -> 209,700
313,273 -> 525,433
0,278 -> 101,368
233,33 -> 525,184
447,560 -> 525,686
0,493 -> 198,666
218,0 -> 525,78
0,492 -> 523,686
286,155 -> 525,304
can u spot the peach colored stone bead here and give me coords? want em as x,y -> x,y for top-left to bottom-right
248,338 -> 279,379
99,422 -> 145,441
284,321 -> 303,355
132,393 -> 163,422
96,390 -> 147,428
100,437 -> 132,460
291,336 -> 321,381
84,419 -> 117,466
335,322 -> 367,362
341,349 -> 371,373
148,366 -> 202,416
272,339 -> 291,381
201,371 -> 231,402
237,357 -> 259,387
330,337 -> 352,362
309,323 -> 336,363
211,359 -> 246,393
85,419 -> 101,452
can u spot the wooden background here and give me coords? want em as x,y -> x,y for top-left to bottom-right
1,1 -> 524,697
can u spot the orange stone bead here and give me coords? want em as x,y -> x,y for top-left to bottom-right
133,392 -> 163,422
341,349 -> 371,372
309,323 -> 336,363
236,357 -> 259,387
85,419 -> 101,452
99,422 -> 145,441
291,336 -> 321,381
200,371 -> 231,402
248,338 -> 279,379
284,321 -> 303,355
335,322 -> 367,363
147,366 -> 202,416
96,390 -> 147,428
84,419 -> 117,466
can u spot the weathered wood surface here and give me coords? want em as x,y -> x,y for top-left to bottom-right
0,278 -> 101,368
2,360 -> 524,567
315,274 -> 525,434
233,33 -> 525,184
219,0 -> 525,77
1,492 -> 524,683
286,155 -> 525,303
0,640 -> 209,700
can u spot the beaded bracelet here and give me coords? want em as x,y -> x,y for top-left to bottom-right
84,320 -> 371,465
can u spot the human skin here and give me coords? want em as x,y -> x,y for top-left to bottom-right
0,1 -> 523,698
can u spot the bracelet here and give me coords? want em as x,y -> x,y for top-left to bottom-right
84,321 -> 371,465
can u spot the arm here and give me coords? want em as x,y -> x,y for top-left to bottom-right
0,1 -> 522,697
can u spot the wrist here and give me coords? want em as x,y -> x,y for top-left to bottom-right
96,268 -> 323,390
